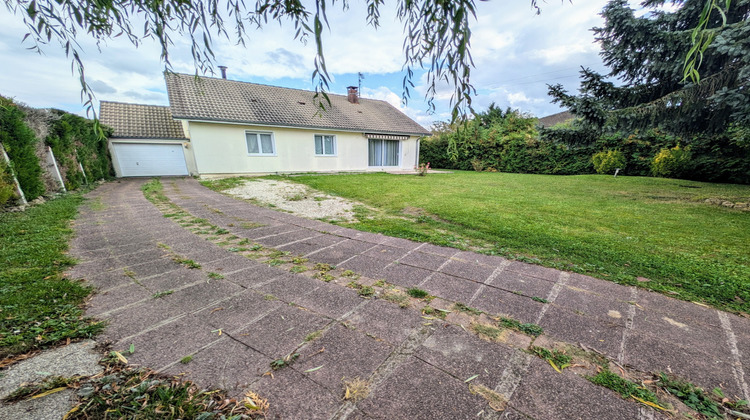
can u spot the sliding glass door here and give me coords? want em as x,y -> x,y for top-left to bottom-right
368,139 -> 400,167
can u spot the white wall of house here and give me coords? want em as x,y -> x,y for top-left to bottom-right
186,121 -> 420,176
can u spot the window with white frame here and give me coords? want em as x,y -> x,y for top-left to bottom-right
368,139 -> 400,166
314,134 -> 336,156
245,131 -> 275,155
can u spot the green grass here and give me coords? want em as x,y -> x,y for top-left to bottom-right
278,172 -> 750,312
0,194 -> 103,358
589,370 -> 663,408
199,176 -> 251,192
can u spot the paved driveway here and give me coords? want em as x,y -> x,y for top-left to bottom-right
68,178 -> 750,419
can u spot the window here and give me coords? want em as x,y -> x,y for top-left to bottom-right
314,135 -> 336,156
368,139 -> 400,166
246,131 -> 275,155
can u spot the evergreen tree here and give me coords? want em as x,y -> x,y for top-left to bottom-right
548,0 -> 750,136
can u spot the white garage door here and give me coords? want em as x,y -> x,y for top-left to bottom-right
113,143 -> 189,177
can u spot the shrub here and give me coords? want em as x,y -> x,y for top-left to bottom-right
0,162 -> 16,206
592,150 -> 626,174
0,96 -> 44,200
651,144 -> 692,178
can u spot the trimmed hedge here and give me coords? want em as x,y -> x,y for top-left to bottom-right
45,110 -> 114,190
0,96 -> 44,200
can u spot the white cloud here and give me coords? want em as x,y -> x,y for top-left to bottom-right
362,86 -> 436,128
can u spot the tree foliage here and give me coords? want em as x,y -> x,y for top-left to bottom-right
1,0 -> 546,119
549,0 -> 750,136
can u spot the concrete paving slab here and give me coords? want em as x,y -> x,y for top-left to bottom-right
440,259 -> 496,283
398,251 -> 450,270
307,239 -> 376,265
0,389 -> 75,420
116,248 -> 168,267
122,315 -> 220,370
233,305 -> 330,357
380,236 -> 422,250
416,324 -> 515,387
249,367 -> 340,420
256,229 -> 318,248
510,357 -> 640,420
138,268 -> 208,292
363,245 -> 411,261
624,331 -> 742,397
254,273 -> 320,302
82,270 -> 135,291
380,263 -> 431,288
539,306 -> 624,358
160,279 -> 244,313
453,251 -> 508,268
493,271 -> 555,299
358,357 -> 489,419
339,255 -> 387,279
505,261 -> 560,282
344,300 -> 424,345
293,323 -> 393,391
199,255 -> 255,274
0,340 -> 102,399
422,272 -> 481,304
566,273 -> 633,302
195,290 -> 282,332
293,283 -> 364,319
99,299 -> 184,342
162,337 -> 271,394
126,257 -> 182,278
635,289 -> 721,327
85,284 -> 151,316
243,224 -> 301,239
471,287 -> 544,324
553,287 -> 631,324
631,308 -> 728,356
222,265 -> 287,289
277,234 -> 347,256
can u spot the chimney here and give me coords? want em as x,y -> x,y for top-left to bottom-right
218,66 -> 228,79
347,86 -> 359,104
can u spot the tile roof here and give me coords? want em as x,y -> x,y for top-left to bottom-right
537,111 -> 575,128
165,73 -> 431,136
99,101 -> 187,139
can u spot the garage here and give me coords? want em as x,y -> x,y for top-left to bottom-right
100,101 -> 195,177
112,142 -> 189,177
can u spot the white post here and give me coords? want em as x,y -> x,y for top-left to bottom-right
46,146 -> 67,192
0,142 -> 28,205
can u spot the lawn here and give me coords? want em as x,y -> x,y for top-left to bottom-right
270,171 -> 749,313
0,194 -> 102,358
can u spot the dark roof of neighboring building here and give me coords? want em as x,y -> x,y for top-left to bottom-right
537,110 -> 575,128
165,73 -> 431,136
100,101 -> 187,139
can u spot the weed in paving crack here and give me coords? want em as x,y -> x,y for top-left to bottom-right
2,375 -> 80,403
292,257 -> 309,264
290,265 -> 308,274
207,272 -> 225,280
180,355 -> 193,364
305,330 -> 323,342
657,373 -> 721,418
343,378 -> 370,402
268,259 -> 285,267
152,290 -> 174,299
382,291 -> 410,308
313,272 -> 335,282
342,270 -> 360,280
407,287 -> 429,299
472,323 -> 502,340
529,346 -> 572,371
263,294 -> 277,301
469,384 -> 507,411
453,302 -> 482,315
422,306 -> 448,319
589,370 -> 667,410
347,282 -> 375,297
172,256 -> 201,269
498,317 -> 544,337
531,296 -> 549,303
313,263 -> 334,272
270,353 -> 299,370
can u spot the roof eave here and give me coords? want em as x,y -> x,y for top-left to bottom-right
173,115 -> 431,137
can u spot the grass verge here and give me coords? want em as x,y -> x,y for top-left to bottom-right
0,194 -> 103,359
276,172 -> 750,313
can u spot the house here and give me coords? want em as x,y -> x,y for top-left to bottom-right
537,110 -> 575,128
101,73 -> 430,177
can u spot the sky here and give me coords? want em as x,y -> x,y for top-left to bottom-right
0,0 -> 615,128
